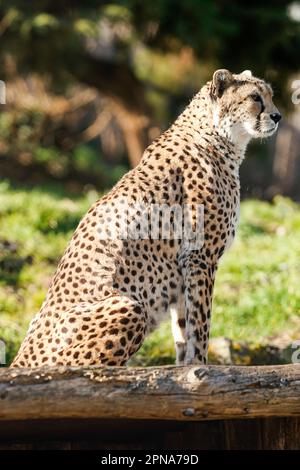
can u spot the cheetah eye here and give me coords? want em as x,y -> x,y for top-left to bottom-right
251,92 -> 262,103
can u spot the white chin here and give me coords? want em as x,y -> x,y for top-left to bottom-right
244,122 -> 277,138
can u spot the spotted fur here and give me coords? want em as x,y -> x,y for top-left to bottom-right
11,69 -> 280,368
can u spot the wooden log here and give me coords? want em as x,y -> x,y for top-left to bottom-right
0,364 -> 300,422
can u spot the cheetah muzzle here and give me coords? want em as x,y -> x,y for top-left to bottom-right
11,69 -> 281,368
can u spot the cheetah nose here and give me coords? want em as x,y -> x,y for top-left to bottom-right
270,113 -> 281,124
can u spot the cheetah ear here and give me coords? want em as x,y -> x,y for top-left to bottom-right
241,70 -> 252,79
211,69 -> 233,99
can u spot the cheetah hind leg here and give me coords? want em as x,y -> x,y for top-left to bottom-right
51,295 -> 148,367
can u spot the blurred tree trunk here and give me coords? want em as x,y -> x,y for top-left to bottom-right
112,104 -> 149,168
71,55 -> 152,167
270,109 -> 300,200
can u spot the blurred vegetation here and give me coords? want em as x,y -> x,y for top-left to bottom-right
0,1 -> 300,180
0,181 -> 99,363
1,182 -> 300,365
1,1 -> 299,100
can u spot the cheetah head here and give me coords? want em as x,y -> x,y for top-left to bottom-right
210,69 -> 281,145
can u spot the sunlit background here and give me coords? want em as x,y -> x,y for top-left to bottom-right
1,0 -> 300,366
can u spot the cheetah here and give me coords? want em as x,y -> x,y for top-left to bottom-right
11,69 -> 281,368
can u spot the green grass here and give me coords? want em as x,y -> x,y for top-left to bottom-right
1,181 -> 300,365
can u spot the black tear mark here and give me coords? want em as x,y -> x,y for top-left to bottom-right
256,96 -> 265,129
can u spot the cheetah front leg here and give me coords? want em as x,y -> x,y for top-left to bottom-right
181,253 -> 217,365
170,303 -> 186,365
